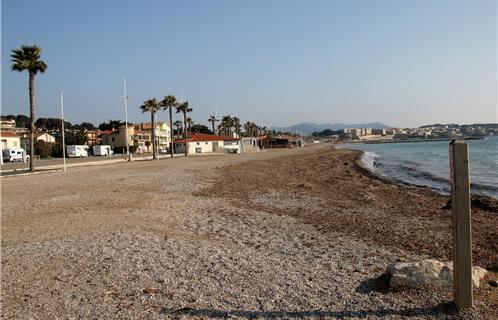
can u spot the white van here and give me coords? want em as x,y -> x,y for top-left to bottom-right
93,145 -> 113,156
67,145 -> 89,158
2,148 -> 30,162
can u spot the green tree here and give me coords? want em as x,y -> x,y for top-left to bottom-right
176,101 -> 193,156
11,45 -> 48,172
232,116 -> 241,138
160,95 -> 178,158
34,141 -> 53,158
140,98 -> 160,160
208,115 -> 218,135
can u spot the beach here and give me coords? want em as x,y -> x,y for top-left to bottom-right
1,145 -> 497,319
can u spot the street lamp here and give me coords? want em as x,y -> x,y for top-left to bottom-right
121,78 -> 131,161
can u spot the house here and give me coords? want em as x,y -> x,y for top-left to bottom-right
0,131 -> 21,150
173,133 -> 240,154
258,135 -> 290,149
36,133 -> 56,143
0,119 -> 16,130
84,130 -> 100,146
101,125 -> 151,153
135,122 -> 171,151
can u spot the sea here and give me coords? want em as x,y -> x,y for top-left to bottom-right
341,135 -> 498,199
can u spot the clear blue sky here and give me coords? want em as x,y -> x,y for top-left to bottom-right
1,0 -> 497,128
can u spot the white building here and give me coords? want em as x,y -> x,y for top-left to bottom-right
36,133 -> 56,143
0,131 -> 21,150
173,133 -> 240,154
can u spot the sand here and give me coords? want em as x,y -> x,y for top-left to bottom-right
1,145 -> 497,319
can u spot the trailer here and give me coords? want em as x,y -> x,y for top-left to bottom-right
93,145 -> 113,156
66,145 -> 89,158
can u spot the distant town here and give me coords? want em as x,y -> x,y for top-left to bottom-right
311,123 -> 498,143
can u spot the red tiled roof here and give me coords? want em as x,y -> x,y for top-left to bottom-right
101,130 -> 117,135
0,131 -> 18,137
174,133 -> 239,143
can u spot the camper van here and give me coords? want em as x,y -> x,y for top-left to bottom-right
93,145 -> 113,156
66,145 -> 89,158
1,148 -> 30,162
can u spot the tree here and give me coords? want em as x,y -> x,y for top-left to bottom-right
160,95 -> 178,158
79,122 -> 96,131
11,45 -> 48,172
173,120 -> 183,136
232,116 -> 241,138
191,124 -> 211,134
34,141 -> 53,158
186,117 -> 194,131
220,115 -> 233,137
98,119 -> 125,131
208,115 -> 218,135
140,98 -> 160,160
176,101 -> 193,156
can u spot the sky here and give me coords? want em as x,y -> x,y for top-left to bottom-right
1,0 -> 497,128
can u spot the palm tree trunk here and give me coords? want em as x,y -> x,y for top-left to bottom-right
169,107 -> 174,158
211,122 -> 215,135
29,72 -> 35,172
151,112 -> 157,160
183,112 -> 188,156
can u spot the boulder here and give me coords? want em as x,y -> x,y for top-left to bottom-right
387,259 -> 487,288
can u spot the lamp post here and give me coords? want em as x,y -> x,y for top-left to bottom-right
121,78 -> 130,161
60,91 -> 67,172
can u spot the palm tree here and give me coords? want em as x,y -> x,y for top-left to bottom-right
11,45 -> 47,172
176,101 -> 193,156
186,117 -> 194,131
160,95 -> 177,158
220,115 -> 232,137
232,116 -> 241,138
208,115 -> 218,135
140,98 -> 160,160
173,120 -> 183,136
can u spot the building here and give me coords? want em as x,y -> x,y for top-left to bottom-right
0,131 -> 21,150
84,130 -> 100,146
101,125 -> 151,153
36,133 -> 56,143
135,122 -> 171,150
173,133 -> 240,154
258,135 -> 291,149
240,137 -> 260,153
0,119 -> 16,130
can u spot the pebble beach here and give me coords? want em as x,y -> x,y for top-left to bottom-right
1,145 -> 497,319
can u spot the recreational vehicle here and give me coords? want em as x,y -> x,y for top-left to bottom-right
1,148 -> 30,162
93,145 -> 113,156
67,145 -> 89,158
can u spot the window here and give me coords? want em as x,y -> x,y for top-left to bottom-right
197,142 -> 200,145
205,142 -> 208,145
111,137 -> 115,142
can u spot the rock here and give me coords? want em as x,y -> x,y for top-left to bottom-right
387,259 -> 488,288
489,279 -> 498,287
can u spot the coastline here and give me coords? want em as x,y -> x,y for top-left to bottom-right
1,145 -> 497,319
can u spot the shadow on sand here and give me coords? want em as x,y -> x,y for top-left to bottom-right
159,302 -> 456,319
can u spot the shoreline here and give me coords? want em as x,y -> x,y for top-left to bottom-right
338,142 -> 498,200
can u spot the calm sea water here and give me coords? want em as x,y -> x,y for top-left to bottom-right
341,136 -> 498,198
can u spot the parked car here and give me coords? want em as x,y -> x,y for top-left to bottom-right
2,148 -> 30,162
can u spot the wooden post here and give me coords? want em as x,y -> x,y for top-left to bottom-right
449,140 -> 472,309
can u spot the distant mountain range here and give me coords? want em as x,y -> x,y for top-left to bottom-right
281,122 -> 392,135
